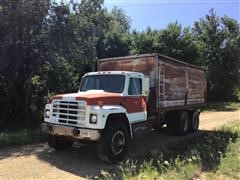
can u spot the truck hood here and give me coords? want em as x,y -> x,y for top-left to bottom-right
52,90 -> 122,105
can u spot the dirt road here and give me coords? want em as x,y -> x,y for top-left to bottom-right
1,110 -> 239,179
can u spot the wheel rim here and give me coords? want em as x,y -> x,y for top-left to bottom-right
182,114 -> 189,132
111,130 -> 125,155
183,118 -> 188,131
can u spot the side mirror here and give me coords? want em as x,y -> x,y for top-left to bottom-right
142,77 -> 149,98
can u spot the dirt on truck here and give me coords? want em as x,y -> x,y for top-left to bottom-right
42,53 -> 207,163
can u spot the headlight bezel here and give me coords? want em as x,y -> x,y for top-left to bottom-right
89,114 -> 97,124
45,109 -> 51,118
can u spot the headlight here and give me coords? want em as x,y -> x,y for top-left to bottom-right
90,114 -> 97,124
45,110 -> 50,118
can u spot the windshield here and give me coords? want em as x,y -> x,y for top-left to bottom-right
80,75 -> 125,93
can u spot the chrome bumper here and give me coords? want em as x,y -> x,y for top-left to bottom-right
42,123 -> 101,141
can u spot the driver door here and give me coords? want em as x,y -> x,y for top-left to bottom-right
124,77 -> 147,123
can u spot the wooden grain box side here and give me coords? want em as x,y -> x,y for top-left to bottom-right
160,57 -> 187,102
157,55 -> 206,111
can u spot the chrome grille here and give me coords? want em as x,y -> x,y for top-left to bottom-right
52,100 -> 86,126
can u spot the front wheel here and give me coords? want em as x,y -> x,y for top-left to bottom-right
48,135 -> 73,150
97,121 -> 129,163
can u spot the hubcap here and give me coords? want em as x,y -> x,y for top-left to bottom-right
182,115 -> 188,132
111,130 -> 125,155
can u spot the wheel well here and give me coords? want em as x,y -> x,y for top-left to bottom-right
165,110 -> 178,122
105,113 -> 132,137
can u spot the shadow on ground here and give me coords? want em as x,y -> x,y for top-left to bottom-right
1,126 -> 238,178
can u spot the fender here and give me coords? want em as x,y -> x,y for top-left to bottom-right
101,105 -> 133,137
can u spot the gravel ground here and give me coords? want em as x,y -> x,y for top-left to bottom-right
1,110 -> 239,180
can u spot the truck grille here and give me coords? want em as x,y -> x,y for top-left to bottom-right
52,100 -> 86,126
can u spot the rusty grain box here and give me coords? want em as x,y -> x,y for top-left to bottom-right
98,53 -> 207,120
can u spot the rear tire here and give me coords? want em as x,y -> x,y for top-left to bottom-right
189,110 -> 199,132
97,121 -> 129,163
48,135 -> 73,150
175,111 -> 189,136
166,113 -> 176,132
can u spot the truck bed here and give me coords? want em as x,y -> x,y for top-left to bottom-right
98,53 -> 207,117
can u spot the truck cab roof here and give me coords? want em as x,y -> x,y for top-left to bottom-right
85,71 -> 144,77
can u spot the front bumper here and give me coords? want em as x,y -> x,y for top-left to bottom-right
42,123 -> 101,141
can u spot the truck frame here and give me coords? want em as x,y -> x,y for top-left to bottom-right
42,53 -> 207,163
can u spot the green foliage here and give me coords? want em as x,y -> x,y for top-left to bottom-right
193,9 -> 240,101
0,129 -> 47,147
0,0 -> 109,129
130,23 -> 199,64
97,6 -> 131,58
205,138 -> 240,179
0,0 -> 51,129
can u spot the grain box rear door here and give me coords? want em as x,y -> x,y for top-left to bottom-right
187,66 -> 206,105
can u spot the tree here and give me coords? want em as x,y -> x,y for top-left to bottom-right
0,0 -> 109,129
97,6 -> 131,58
193,9 -> 240,101
130,23 -> 199,64
0,0 -> 50,128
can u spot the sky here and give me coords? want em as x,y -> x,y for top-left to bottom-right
104,0 -> 240,31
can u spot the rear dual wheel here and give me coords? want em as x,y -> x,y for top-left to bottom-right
175,111 -> 189,135
166,110 -> 199,136
189,110 -> 200,132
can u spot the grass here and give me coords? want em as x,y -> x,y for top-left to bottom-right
0,129 -> 47,147
161,123 -> 240,180
100,121 -> 240,179
202,102 -> 240,112
203,123 -> 240,180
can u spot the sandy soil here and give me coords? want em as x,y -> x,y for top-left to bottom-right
0,110 -> 239,180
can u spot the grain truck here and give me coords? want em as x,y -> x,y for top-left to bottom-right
42,53 -> 207,163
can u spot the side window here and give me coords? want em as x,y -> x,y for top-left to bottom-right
128,78 -> 142,95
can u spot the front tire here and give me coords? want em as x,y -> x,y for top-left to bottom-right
48,135 -> 73,150
97,121 -> 129,163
